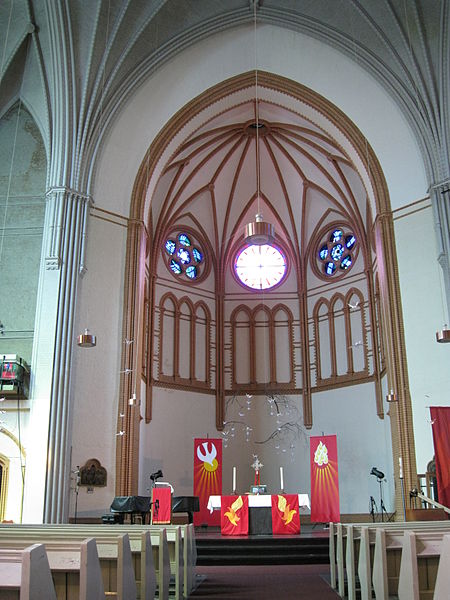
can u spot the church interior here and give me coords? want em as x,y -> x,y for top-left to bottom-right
0,0 -> 449,539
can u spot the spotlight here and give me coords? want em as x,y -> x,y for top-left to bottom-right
150,469 -> 163,482
370,467 -> 385,479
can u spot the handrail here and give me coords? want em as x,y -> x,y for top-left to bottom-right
410,489 -> 450,515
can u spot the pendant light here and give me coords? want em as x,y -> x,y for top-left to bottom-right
77,329 -> 96,348
244,0 -> 274,246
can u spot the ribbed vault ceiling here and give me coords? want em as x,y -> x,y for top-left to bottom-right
150,82 -> 369,272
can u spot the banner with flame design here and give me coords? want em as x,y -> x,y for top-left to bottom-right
430,407 -> 450,508
271,494 -> 300,534
220,495 -> 249,535
193,438 -> 222,526
310,435 -> 340,523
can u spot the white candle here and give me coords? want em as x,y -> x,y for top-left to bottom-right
399,457 -> 403,479
280,466 -> 284,491
232,466 -> 236,492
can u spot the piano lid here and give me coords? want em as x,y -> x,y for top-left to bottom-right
110,496 -> 151,513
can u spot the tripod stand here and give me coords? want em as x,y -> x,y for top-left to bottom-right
377,476 -> 391,522
369,495 -> 377,522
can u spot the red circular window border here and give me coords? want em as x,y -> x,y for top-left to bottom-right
162,227 -> 210,285
311,222 -> 360,282
231,239 -> 290,292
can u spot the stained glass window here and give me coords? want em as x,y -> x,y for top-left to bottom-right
234,244 -> 287,290
170,260 -> 182,274
177,248 -> 190,264
186,266 -> 197,279
193,248 -> 202,262
317,227 -> 357,277
178,234 -> 191,247
165,240 -> 176,255
164,231 -> 205,281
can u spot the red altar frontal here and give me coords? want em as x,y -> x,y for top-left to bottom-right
207,494 -> 311,535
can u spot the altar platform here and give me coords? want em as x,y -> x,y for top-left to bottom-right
195,524 -> 329,566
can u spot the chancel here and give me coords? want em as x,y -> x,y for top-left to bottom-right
0,1 -> 450,598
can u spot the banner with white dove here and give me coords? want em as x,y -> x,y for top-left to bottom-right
193,438 -> 222,526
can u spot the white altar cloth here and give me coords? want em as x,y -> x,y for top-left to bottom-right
207,494 -> 311,513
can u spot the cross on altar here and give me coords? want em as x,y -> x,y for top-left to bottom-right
251,455 -> 263,486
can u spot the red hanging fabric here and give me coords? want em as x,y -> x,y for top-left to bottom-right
151,487 -> 172,524
193,438 -> 222,526
310,435 -> 340,523
430,407 -> 450,508
220,495 -> 249,535
271,494 -> 300,534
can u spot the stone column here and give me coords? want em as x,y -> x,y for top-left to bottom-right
23,187 -> 90,523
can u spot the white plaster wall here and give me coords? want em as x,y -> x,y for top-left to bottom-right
140,383 -> 391,515
394,202 -> 450,473
69,213 -> 127,519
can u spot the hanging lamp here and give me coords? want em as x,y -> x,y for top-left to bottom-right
244,0 -> 274,246
436,325 -> 450,343
77,329 -> 96,348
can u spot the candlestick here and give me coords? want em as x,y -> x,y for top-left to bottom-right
232,466 -> 236,493
280,466 -> 284,491
399,457 -> 403,479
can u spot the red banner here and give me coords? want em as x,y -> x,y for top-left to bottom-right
310,435 -> 340,523
151,487 -> 172,524
220,495 -> 249,535
193,438 -> 222,526
271,494 -> 300,534
430,407 -> 450,507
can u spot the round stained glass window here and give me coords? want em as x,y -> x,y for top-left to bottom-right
164,231 -> 206,282
316,226 -> 358,278
234,244 -> 287,290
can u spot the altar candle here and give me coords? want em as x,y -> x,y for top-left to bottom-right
280,466 -> 284,491
232,466 -> 236,492
399,457 -> 403,479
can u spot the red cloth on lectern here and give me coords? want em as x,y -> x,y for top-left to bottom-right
310,435 -> 340,523
271,494 -> 300,534
220,495 -> 249,535
151,487 -> 172,524
430,407 -> 450,507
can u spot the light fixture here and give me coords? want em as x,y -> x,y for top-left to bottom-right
244,1 -> 275,246
370,467 -> 385,479
436,325 -> 450,343
77,329 -> 96,348
386,389 -> 397,402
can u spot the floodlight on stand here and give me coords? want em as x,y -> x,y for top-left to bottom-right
436,325 -> 450,343
77,329 -> 96,348
370,467 -> 385,479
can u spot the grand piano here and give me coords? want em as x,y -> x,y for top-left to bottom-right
105,495 -> 199,524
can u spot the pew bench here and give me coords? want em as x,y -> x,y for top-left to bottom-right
0,543 -> 57,600
0,525 -> 168,600
331,520 -> 450,600
398,530 -> 450,600
0,522 -> 194,599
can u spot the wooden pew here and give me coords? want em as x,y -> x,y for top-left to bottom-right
0,522 -> 191,599
397,531 -> 450,600
332,520 -> 450,600
0,543 -> 57,600
0,526 -> 166,600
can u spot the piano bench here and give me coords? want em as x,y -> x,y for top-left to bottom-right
101,513 -> 123,524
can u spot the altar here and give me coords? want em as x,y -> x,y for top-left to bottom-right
207,494 -> 311,535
